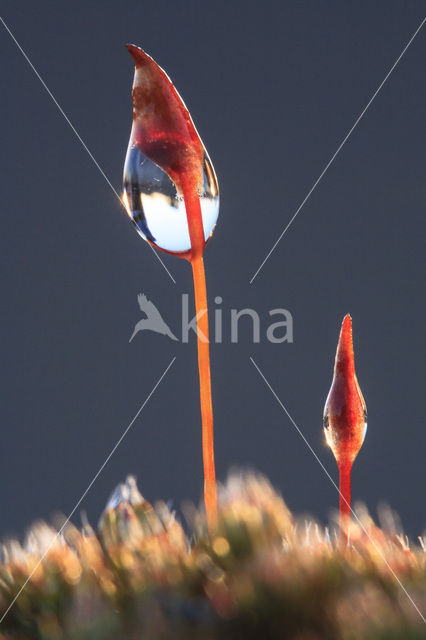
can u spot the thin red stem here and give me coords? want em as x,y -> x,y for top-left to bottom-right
339,464 -> 352,544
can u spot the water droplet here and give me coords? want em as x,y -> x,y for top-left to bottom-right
123,143 -> 219,255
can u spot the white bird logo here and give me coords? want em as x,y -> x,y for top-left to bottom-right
129,294 -> 178,342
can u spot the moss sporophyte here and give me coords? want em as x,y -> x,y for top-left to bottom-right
122,45 -> 219,528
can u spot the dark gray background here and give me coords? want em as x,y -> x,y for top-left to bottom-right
1,1 -> 425,539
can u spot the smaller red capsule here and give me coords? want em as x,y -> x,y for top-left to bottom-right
323,314 -> 367,468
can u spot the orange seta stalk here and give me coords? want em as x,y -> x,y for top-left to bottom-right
181,174 -> 217,528
190,255 -> 217,526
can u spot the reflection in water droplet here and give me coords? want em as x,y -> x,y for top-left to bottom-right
123,144 -> 219,255
362,409 -> 368,442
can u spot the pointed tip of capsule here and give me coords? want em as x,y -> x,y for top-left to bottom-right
341,314 -> 352,340
126,43 -> 151,67
342,312 -> 352,325
335,314 -> 354,373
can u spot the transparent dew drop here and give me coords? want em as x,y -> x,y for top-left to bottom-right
122,143 -> 219,255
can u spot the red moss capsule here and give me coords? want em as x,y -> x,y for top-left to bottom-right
123,45 -> 219,260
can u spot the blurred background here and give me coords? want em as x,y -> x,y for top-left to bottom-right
1,0 -> 425,539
